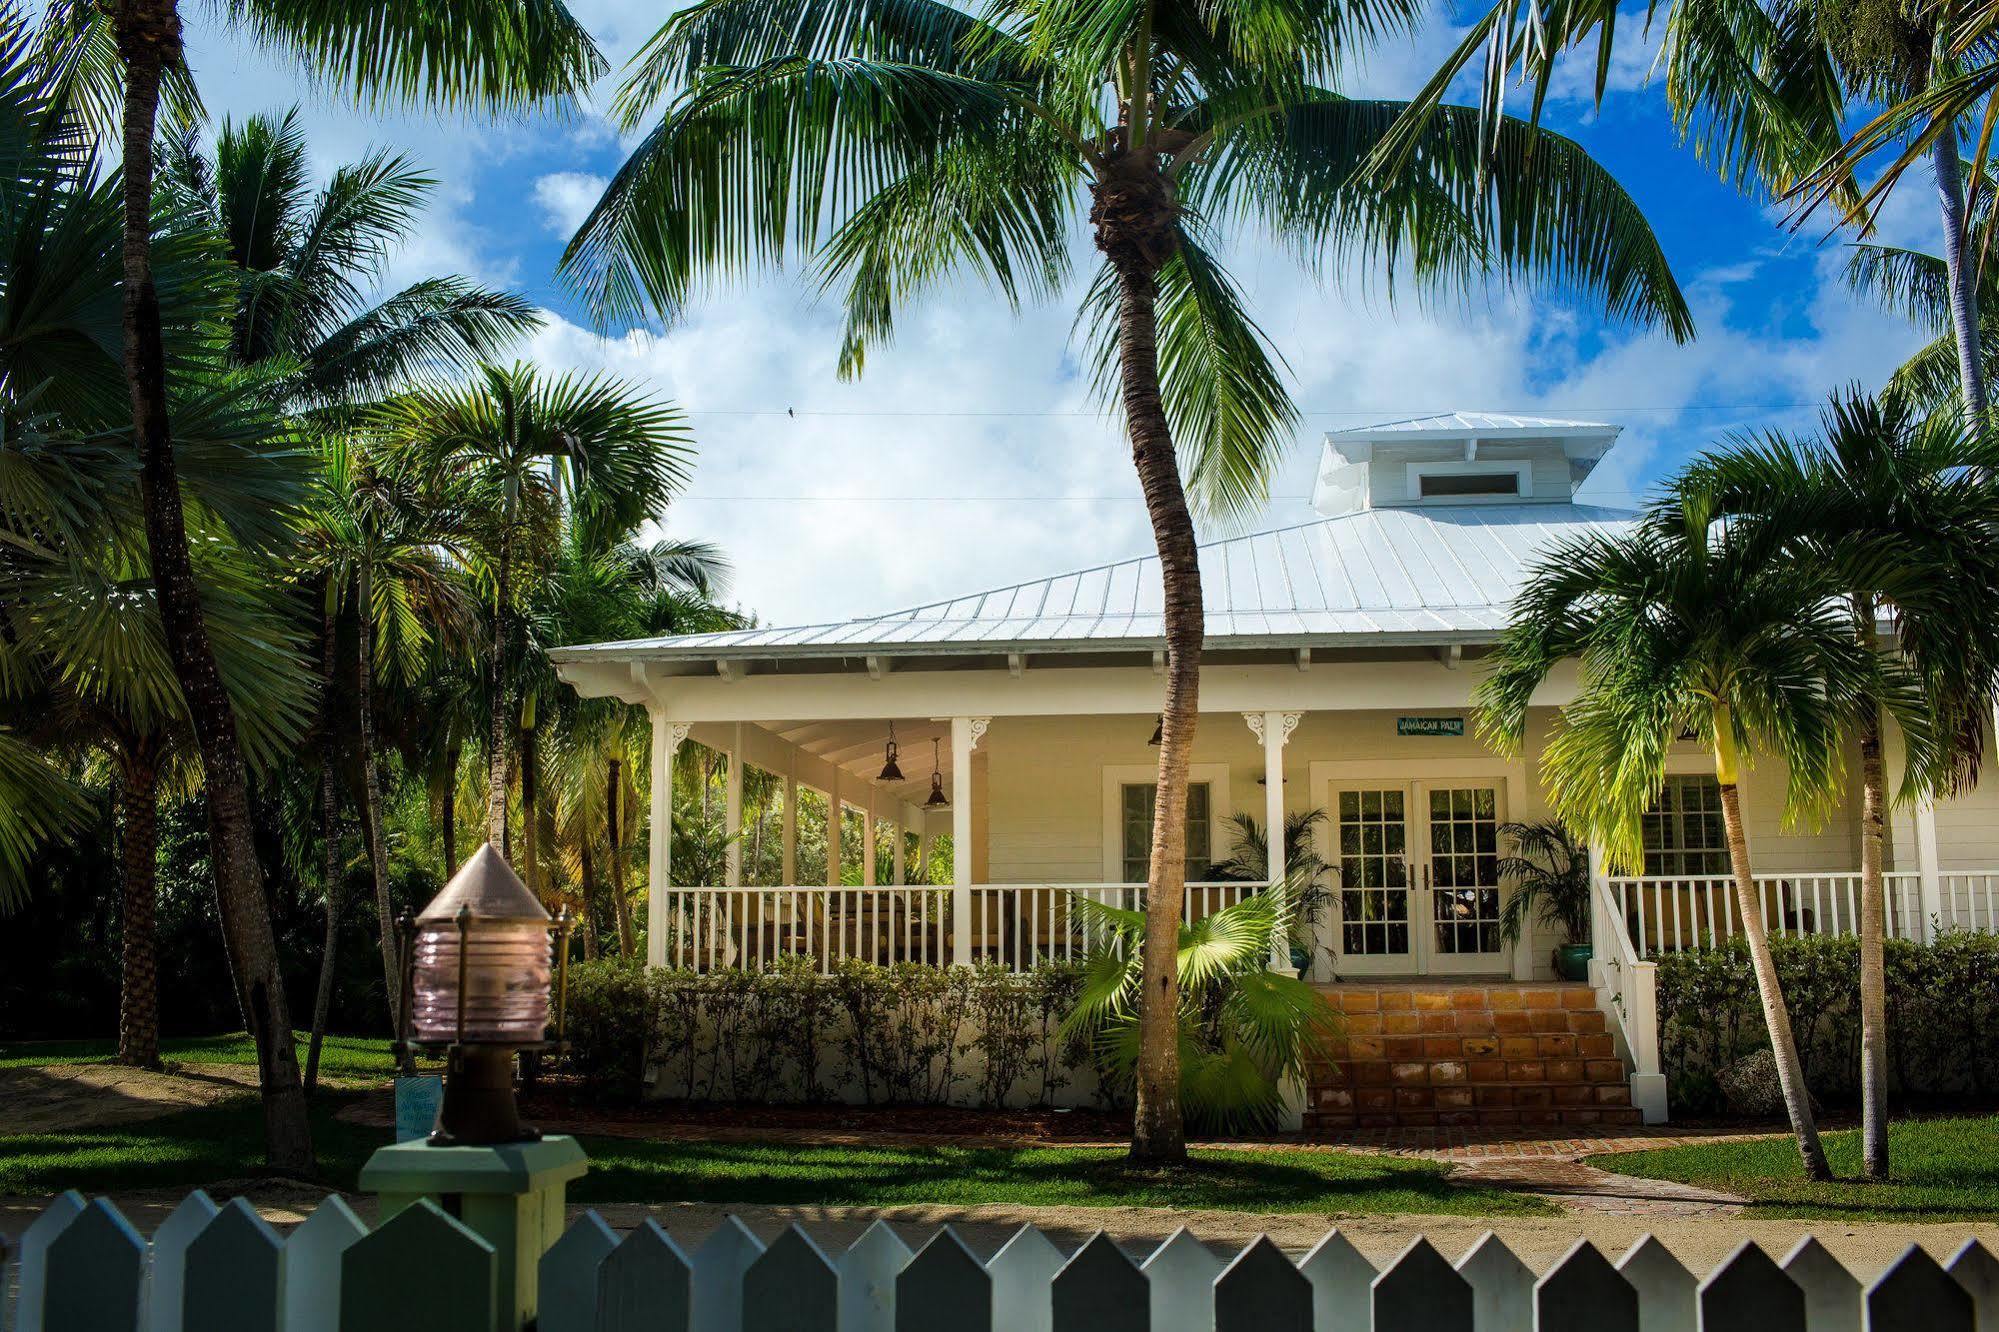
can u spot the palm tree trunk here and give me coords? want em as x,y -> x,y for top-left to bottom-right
356,560 -> 413,1076
306,601 -> 341,1095
487,544 -> 511,852
1111,255 -> 1199,1167
441,742 -> 460,868
111,0 -> 313,1174
521,718 -> 542,900
1714,720 -> 1831,1180
116,739 -> 162,1069
1934,135 -> 1989,416
608,756 -> 634,956
1857,701 -> 1892,1178
580,835 -> 600,961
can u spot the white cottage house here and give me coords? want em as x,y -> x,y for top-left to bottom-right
552,412 -> 1999,1131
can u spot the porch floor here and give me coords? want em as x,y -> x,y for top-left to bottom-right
1305,981 -> 1639,1135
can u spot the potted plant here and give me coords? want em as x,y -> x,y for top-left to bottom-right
1496,821 -> 1593,981
1209,809 -> 1335,977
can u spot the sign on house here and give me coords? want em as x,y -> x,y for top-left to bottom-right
1397,716 -> 1465,737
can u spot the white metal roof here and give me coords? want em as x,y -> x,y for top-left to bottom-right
1330,412 -> 1623,440
552,502 -> 1637,663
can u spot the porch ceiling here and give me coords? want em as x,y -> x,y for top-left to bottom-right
753,716 -> 956,809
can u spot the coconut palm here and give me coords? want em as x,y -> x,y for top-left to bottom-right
564,0 -> 1691,1162
369,363 -> 695,867
1679,390 -> 1999,1177
158,109 -> 542,412
1476,489 -> 1937,1181
1843,192 -> 1999,409
1368,0 -> 1999,418
42,0 -> 602,1170
1062,888 -> 1338,1135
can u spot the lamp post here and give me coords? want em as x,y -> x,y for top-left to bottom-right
361,843 -> 586,1330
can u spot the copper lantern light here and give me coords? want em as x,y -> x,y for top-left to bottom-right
395,843 -> 569,1146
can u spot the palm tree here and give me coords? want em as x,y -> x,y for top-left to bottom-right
1063,889 -> 1338,1135
159,109 -> 542,413
41,0 -> 602,1171
296,437 -> 477,1074
1844,191 -> 1999,409
370,363 -> 696,867
531,526 -> 735,954
1367,0 -> 1998,416
1680,390 -> 1999,1177
1476,490 -> 1930,1181
562,0 -> 1691,1162
0,21 -> 311,1074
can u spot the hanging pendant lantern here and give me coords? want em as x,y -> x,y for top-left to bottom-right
925,737 -> 949,807
878,722 -> 904,782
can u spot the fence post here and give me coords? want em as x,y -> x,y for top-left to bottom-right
1915,799 -> 1944,942
1628,958 -> 1668,1123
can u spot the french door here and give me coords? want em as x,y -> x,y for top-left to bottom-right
1331,780 -> 1508,976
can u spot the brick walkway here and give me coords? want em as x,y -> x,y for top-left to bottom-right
1301,1122 -> 1787,1162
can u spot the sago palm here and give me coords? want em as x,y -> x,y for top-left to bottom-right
1679,390 -> 1999,1177
42,0 -> 602,1171
1062,889 -> 1338,1136
1476,491 -> 1935,1181
564,0 -> 1691,1162
369,363 -> 695,866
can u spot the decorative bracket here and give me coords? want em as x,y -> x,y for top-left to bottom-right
666,721 -> 692,755
1243,711 -> 1303,747
967,717 -> 991,751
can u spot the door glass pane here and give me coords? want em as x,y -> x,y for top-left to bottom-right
1340,788 -> 1412,957
1430,786 -> 1503,955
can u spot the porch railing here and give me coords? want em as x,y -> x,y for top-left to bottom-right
1603,869 -> 1999,956
652,881 -> 1260,973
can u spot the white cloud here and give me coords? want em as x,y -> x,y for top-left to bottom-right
533,171 -> 611,237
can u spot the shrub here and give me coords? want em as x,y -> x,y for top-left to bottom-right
560,957 -> 1103,1107
1656,931 -> 1999,1114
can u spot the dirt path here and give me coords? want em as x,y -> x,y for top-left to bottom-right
0,1064 -> 263,1136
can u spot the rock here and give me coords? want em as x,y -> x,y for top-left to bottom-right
1718,1050 -> 1785,1118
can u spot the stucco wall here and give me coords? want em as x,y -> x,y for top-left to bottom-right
973,706 -> 1906,982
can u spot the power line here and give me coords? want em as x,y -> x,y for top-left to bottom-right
677,491 -> 1658,504
682,402 -> 1826,419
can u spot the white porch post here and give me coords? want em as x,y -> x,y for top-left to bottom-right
951,717 -> 987,965
893,812 -> 907,886
781,771 -> 798,885
1247,711 -> 1301,971
647,711 -> 690,968
1915,797 -> 1944,942
862,798 -> 878,887
828,774 -> 844,888
724,722 -> 744,887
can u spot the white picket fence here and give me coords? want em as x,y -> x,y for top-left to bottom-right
6,1189 -> 1998,1331
654,881 -> 1259,973
1604,870 -> 1999,956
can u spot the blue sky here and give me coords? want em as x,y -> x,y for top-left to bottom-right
169,1 -> 1934,626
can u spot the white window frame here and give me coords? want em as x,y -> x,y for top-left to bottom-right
1404,460 -> 1532,504
1101,763 -> 1232,883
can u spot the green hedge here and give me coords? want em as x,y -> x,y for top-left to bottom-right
561,957 -> 1104,1107
1657,932 -> 1999,1115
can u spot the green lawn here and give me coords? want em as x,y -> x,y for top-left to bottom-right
0,1033 -> 429,1080
1593,1116 -> 1999,1221
0,1094 -> 1555,1216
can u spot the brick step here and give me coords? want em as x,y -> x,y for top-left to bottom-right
1305,982 -> 1637,1130
1304,1104 -> 1644,1133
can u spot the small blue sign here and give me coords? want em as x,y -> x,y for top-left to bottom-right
394,1074 -> 443,1142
